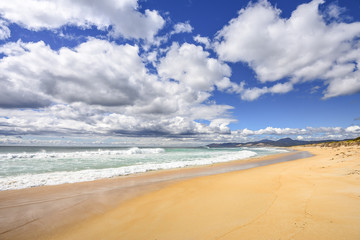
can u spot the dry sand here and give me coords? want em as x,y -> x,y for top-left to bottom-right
1,146 -> 360,240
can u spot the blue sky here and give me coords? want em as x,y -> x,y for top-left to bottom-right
0,0 -> 359,146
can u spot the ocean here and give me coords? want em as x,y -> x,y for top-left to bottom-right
0,146 -> 289,190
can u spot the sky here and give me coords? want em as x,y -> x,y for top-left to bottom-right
0,0 -> 359,146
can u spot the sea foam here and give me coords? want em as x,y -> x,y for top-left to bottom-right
1,147 -> 165,160
0,148 -> 259,190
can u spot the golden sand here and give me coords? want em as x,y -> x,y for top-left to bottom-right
49,146 -> 360,240
1,146 -> 360,240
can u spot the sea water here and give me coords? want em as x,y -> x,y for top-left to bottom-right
0,146 -> 288,190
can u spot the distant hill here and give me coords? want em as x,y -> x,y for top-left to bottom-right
207,137 -> 347,148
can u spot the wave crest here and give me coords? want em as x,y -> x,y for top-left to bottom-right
0,147 -> 166,161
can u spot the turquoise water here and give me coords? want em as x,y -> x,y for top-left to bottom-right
0,146 -> 288,190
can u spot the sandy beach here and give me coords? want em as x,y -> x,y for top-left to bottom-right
1,146 -> 360,240
1,1 -> 359,240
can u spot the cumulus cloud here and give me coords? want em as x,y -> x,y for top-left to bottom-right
0,0 -> 165,40
172,21 -> 193,34
0,0 -> 357,143
215,0 -> 360,99
241,82 -> 293,101
209,118 -> 237,134
235,126 -> 304,136
229,125 -> 360,142
241,87 -> 268,101
1,104 -> 358,145
0,39 -> 156,107
148,21 -> 194,48
193,34 -> 211,49
0,39 -> 228,118
0,19 -> 10,40
0,103 -> 234,137
157,42 -> 242,93
345,125 -> 360,133
323,69 -> 360,99
323,3 -> 346,20
0,38 -> 238,137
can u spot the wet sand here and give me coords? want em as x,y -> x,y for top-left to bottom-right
2,147 -> 360,239
0,150 -> 305,240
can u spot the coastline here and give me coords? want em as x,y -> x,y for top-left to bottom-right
0,147 -> 285,191
0,150 -> 304,240
1,146 -> 360,239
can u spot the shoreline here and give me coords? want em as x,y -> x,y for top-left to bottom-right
0,149 -> 306,191
0,150 -> 306,240
0,147 -> 287,191
2,146 -> 360,239
55,145 -> 360,240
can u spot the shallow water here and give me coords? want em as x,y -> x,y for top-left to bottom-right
0,146 -> 289,190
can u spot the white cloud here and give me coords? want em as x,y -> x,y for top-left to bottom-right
1,105 -> 358,145
0,39 -> 239,137
0,19 -> 10,40
270,82 -> 294,94
238,126 -> 303,136
193,34 -> 211,49
240,82 -> 293,101
209,118 -> 236,134
0,103 -> 234,137
0,0 -> 357,143
144,21 -> 193,49
229,125 -> 360,142
323,69 -> 360,99
0,0 -> 165,40
158,42 -> 243,93
345,125 -> 360,133
144,50 -> 158,66
241,87 -> 268,101
296,135 -> 304,140
215,0 -> 360,99
172,21 -> 193,34
0,39 -> 154,107
323,3 -> 346,20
